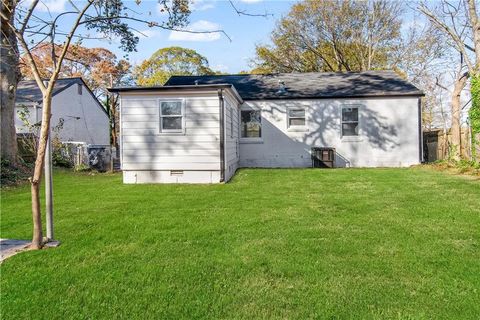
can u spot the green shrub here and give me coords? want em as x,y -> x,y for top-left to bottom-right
457,159 -> 480,170
74,163 -> 91,172
470,75 -> 480,158
52,149 -> 72,168
51,139 -> 73,168
430,159 -> 480,175
0,158 -> 30,186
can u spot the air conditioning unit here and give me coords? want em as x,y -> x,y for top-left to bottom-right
311,147 -> 335,168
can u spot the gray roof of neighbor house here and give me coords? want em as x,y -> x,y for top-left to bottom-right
16,77 -> 84,104
164,70 -> 424,100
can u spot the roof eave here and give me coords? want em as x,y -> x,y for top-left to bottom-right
108,84 -> 244,104
242,92 -> 425,101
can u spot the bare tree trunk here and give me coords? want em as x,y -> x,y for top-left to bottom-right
29,93 -> 53,249
451,72 -> 468,160
0,0 -> 19,166
467,0 -> 480,66
30,178 -> 42,248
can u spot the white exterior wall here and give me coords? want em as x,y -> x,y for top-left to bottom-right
223,92 -> 241,182
239,97 -> 421,168
120,92 -> 222,184
15,83 -> 109,145
15,103 -> 40,132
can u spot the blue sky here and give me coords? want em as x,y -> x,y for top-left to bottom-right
23,0 -> 427,74
33,0 -> 296,73
153,0 -> 296,73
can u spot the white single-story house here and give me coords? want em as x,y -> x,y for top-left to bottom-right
15,77 -> 110,146
109,71 -> 424,184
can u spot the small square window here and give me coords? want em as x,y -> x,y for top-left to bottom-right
160,100 -> 184,133
288,108 -> 306,128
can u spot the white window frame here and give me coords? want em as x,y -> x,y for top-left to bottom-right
240,106 -> 263,143
287,106 -> 307,131
159,98 -> 185,134
340,104 -> 362,141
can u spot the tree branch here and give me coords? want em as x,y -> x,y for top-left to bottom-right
418,3 -> 475,73
20,0 -> 40,34
24,29 -> 110,40
3,19 -> 46,93
79,15 -> 232,42
48,0 -> 94,90
466,0 -> 480,68
228,1 -> 273,18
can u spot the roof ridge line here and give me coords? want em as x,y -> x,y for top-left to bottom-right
168,70 -> 397,78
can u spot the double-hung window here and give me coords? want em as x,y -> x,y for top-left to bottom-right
241,109 -> 262,138
160,100 -> 184,133
287,107 -> 306,128
341,106 -> 359,136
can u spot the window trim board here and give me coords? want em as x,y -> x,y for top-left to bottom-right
240,108 -> 262,140
286,106 -> 307,130
158,98 -> 186,134
340,104 -> 362,139
286,106 -> 309,132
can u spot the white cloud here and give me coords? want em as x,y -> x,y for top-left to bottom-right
38,0 -> 67,13
190,0 -> 215,11
168,20 -> 222,42
20,0 -> 67,13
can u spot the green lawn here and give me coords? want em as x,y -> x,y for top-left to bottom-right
1,168 -> 479,319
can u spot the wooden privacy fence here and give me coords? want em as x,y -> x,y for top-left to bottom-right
423,129 -> 479,162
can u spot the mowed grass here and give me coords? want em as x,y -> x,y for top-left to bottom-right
1,168 -> 479,319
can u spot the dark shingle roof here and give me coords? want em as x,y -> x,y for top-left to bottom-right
164,70 -> 423,100
16,78 -> 83,104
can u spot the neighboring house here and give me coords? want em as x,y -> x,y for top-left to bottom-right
15,77 -> 110,145
110,71 -> 424,184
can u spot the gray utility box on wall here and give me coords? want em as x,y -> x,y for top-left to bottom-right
311,147 -> 335,168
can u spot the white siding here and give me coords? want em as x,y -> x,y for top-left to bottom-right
223,92 -> 240,182
118,88 -> 420,184
15,83 -> 110,145
123,170 -> 221,184
120,93 -> 222,183
15,103 -> 40,133
239,97 -> 421,168
52,84 -> 109,145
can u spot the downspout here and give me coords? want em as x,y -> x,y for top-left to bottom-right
418,97 -> 423,163
218,89 -> 225,182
